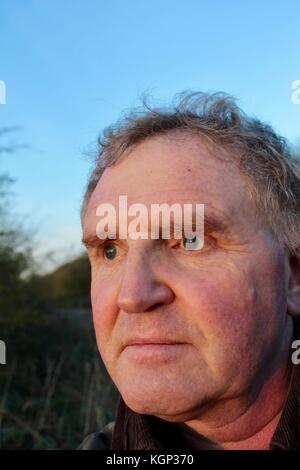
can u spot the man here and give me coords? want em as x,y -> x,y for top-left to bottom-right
79,92 -> 300,450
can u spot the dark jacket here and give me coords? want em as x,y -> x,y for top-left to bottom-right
79,318 -> 300,450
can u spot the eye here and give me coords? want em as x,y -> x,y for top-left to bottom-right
103,243 -> 118,260
181,235 -> 203,251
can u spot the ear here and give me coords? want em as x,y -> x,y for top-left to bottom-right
287,249 -> 300,317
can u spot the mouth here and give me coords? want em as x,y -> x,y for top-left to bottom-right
125,338 -> 184,347
122,339 -> 186,364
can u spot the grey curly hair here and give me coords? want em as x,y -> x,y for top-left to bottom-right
81,91 -> 300,254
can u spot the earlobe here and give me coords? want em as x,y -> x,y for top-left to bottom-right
287,251 -> 300,317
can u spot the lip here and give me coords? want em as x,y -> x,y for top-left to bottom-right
125,338 -> 183,347
122,341 -> 186,365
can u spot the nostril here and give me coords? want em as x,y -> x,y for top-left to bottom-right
145,302 -> 166,313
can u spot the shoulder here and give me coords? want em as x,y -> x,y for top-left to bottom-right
78,421 -> 115,450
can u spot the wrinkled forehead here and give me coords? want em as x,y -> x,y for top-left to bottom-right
84,135 -> 254,229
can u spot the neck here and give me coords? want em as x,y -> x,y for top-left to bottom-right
221,406 -> 284,450
185,338 -> 293,450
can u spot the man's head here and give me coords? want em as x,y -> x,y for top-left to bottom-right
82,92 -> 300,423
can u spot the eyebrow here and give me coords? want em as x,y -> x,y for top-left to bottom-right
81,212 -> 232,248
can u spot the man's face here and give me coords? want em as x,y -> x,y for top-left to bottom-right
83,133 -> 290,422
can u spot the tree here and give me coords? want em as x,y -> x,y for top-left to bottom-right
0,128 -> 117,450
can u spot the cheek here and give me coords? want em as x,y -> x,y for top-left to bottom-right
90,274 -> 119,355
176,264 -> 274,364
177,250 -> 287,371
185,277 -> 257,344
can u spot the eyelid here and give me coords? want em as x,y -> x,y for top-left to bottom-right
172,235 -> 216,251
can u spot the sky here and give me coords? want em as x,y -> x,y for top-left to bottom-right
1,0 -> 300,272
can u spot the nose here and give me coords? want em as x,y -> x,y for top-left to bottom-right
117,247 -> 175,313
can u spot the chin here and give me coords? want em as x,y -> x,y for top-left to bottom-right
120,385 -> 209,421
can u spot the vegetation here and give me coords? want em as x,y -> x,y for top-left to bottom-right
0,132 -> 118,449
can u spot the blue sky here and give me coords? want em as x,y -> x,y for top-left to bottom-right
1,0 -> 300,271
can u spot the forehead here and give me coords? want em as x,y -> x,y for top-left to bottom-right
84,134 -> 254,226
